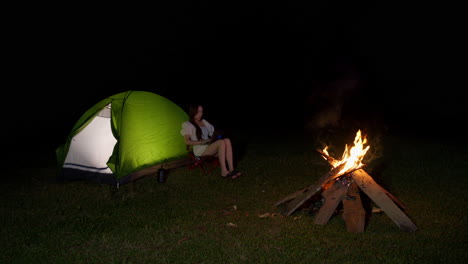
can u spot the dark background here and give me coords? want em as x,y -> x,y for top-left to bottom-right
5,1 -> 464,155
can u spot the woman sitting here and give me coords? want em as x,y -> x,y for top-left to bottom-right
180,104 -> 241,179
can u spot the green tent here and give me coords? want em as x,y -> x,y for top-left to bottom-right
56,90 -> 188,185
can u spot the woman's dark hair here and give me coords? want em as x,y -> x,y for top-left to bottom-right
188,104 -> 202,141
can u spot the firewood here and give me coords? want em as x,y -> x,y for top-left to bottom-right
342,181 -> 366,232
274,163 -> 345,208
351,169 -> 417,232
280,163 -> 347,216
275,134 -> 417,233
273,185 -> 312,207
381,188 -> 408,211
316,148 -> 336,165
313,180 -> 348,225
317,149 -> 406,211
275,162 -> 365,213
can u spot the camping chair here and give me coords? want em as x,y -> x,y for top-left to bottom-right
187,145 -> 220,175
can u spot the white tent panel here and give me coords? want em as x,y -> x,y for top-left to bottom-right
63,112 -> 117,174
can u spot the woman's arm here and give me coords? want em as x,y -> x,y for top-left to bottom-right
184,134 -> 210,146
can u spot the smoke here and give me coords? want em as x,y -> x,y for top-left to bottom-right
305,65 -> 360,133
312,103 -> 342,129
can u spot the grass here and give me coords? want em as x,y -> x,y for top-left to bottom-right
1,130 -> 467,264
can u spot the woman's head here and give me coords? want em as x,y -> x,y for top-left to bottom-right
188,104 -> 204,140
188,104 -> 203,122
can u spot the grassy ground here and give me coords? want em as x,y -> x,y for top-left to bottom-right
1,129 -> 466,264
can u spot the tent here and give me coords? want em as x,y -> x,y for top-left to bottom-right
56,90 -> 189,186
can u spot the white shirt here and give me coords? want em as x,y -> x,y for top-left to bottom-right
180,119 -> 215,156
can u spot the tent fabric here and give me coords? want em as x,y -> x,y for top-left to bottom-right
56,90 -> 188,185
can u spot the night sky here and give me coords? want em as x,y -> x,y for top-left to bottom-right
7,1 -> 464,155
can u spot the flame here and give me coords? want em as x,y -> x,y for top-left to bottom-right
322,130 -> 370,175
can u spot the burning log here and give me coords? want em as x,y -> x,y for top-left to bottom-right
274,130 -> 417,232
274,163 -> 345,208
313,178 -> 348,225
275,163 -> 362,216
316,148 -> 336,164
318,148 -> 407,210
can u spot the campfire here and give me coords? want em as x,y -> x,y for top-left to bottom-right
275,130 -> 417,233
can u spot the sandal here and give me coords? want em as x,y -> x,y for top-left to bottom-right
221,170 -> 241,179
229,170 -> 241,179
221,172 -> 231,179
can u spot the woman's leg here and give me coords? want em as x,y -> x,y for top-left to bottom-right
202,138 -> 239,177
203,140 -> 229,176
224,138 -> 234,171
